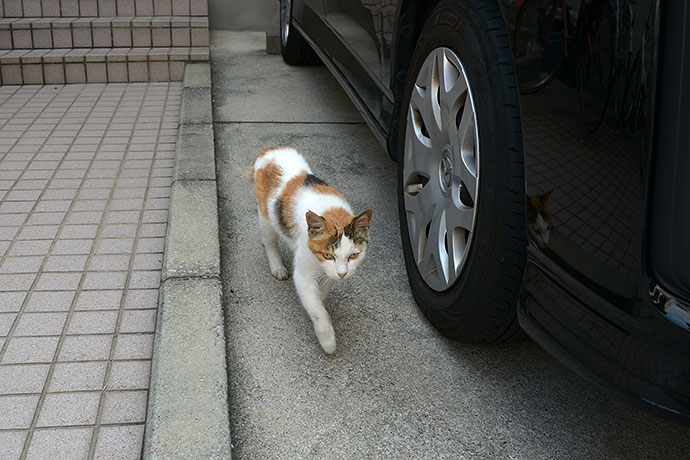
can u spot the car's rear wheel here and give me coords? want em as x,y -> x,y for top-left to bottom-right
398,0 -> 527,342
280,0 -> 320,66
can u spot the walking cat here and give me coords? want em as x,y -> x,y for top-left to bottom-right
249,147 -> 372,354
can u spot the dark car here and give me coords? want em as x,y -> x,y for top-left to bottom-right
278,0 -> 690,422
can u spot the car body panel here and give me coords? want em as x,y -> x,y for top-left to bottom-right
289,0 -> 690,421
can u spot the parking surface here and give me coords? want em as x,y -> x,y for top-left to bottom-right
212,31 -> 689,460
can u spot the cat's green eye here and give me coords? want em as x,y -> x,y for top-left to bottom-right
348,253 -> 359,260
323,253 -> 334,260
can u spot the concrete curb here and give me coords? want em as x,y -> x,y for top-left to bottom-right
143,63 -> 232,460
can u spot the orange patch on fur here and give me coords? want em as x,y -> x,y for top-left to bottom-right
277,171 -> 308,234
258,146 -> 280,158
311,183 -> 344,199
307,207 -> 354,260
254,161 -> 283,219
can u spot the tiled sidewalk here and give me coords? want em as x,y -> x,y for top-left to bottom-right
0,82 -> 181,459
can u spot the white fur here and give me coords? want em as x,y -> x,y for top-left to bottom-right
255,148 -> 368,354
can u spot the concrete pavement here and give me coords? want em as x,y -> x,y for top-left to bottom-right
211,31 -> 690,460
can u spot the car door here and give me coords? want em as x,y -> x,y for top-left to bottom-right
322,0 -> 398,131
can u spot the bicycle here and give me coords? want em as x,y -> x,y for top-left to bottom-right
513,0 -> 615,132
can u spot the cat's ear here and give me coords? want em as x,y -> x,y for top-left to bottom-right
306,211 -> 326,238
347,210 -> 372,243
540,189 -> 553,203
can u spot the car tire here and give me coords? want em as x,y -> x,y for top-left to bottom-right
397,0 -> 527,343
280,0 -> 320,66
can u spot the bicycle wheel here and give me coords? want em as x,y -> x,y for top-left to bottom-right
578,8 -> 614,132
513,0 -> 568,94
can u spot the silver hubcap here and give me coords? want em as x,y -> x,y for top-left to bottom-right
403,47 -> 479,292
280,0 -> 291,46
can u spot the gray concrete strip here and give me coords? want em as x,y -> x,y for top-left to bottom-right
144,61 -> 231,460
162,180 -> 221,280
144,278 -> 232,460
184,62 -> 212,88
210,31 -> 363,123
174,123 -> 217,182
181,87 -> 213,124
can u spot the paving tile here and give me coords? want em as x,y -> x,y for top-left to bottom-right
82,272 -> 127,290
68,311 -> 118,335
0,312 -> 18,336
1,336 -> 60,364
135,237 -> 165,254
48,362 -> 108,392
0,395 -> 40,429
119,309 -> 157,333
33,272 -> 82,291
26,427 -> 92,460
101,390 -> 148,424
14,312 -> 68,336
59,225 -> 99,240
26,213 -> 66,225
0,364 -> 49,394
8,240 -> 52,257
132,253 -> 163,271
59,335 -> 112,362
43,255 -> 89,272
75,290 -> 123,311
107,361 -> 151,391
100,224 -> 138,238
0,291 -> 27,312
94,238 -> 135,255
0,256 -> 44,274
37,392 -> 100,427
0,226 -> 20,241
51,239 -> 94,255
64,211 -> 104,225
87,254 -> 131,271
128,271 -> 160,289
25,291 -> 75,312
0,431 -> 27,460
93,424 -> 145,460
0,273 -> 37,291
114,334 -> 154,360
123,289 -> 159,309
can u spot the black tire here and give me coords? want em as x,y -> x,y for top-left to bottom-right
397,0 -> 527,343
280,0 -> 320,66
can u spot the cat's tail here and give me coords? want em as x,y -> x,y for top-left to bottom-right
243,160 -> 256,183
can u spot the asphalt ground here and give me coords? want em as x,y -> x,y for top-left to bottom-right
211,31 -> 689,460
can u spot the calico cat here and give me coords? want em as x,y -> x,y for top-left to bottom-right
250,147 -> 372,354
526,190 -> 553,247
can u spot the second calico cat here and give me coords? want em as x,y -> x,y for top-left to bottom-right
526,190 -> 553,247
250,147 -> 372,354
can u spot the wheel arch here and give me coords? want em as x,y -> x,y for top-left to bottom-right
387,0 -> 441,162
387,0 -> 518,162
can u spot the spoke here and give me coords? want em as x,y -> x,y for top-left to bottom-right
419,206 -> 448,284
454,148 -> 477,203
447,197 -> 474,231
403,114 -> 438,178
438,50 -> 468,132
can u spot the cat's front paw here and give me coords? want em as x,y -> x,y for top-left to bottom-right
318,334 -> 336,355
271,268 -> 289,280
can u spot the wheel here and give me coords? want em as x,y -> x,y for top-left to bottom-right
578,8 -> 614,132
280,0 -> 320,66
397,0 -> 527,342
513,0 -> 568,94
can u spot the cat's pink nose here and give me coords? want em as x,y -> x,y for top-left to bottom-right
338,272 -> 346,279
